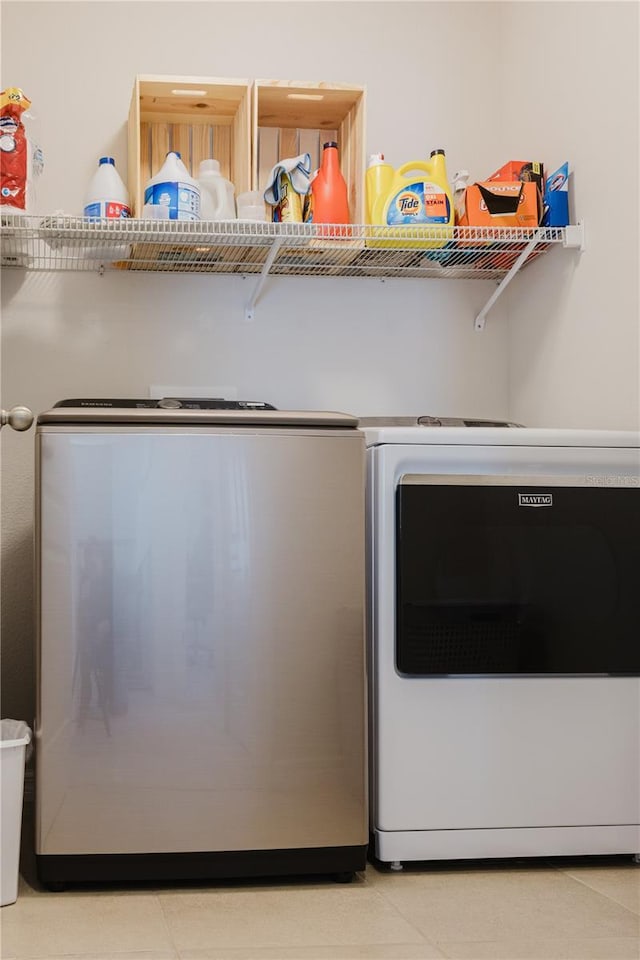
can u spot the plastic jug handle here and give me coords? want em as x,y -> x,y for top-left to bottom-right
209,181 -> 224,219
396,161 -> 433,178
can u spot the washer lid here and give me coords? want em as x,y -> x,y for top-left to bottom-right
38,401 -> 358,429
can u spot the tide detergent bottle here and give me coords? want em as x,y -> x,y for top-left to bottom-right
366,149 -> 454,248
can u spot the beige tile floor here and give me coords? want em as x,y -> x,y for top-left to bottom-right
3,810 -> 639,960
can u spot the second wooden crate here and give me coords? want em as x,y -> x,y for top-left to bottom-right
253,80 -> 366,223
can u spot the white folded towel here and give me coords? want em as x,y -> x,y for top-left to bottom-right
263,153 -> 312,204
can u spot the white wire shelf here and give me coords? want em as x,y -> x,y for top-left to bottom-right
1,216 -> 584,327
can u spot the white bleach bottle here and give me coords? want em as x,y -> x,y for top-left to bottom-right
197,160 -> 236,220
144,151 -> 200,221
84,157 -> 131,219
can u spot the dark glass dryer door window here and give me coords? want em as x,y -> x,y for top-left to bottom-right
396,477 -> 640,676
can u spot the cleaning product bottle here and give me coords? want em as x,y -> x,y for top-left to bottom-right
144,151 -> 200,221
84,157 -> 131,219
365,154 -> 394,224
197,159 -> 236,220
367,149 -> 454,248
274,173 -> 304,222
452,169 -> 470,225
308,141 -> 349,224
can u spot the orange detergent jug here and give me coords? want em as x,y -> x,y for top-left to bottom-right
307,142 -> 349,224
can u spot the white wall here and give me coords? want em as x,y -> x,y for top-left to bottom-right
502,1 -> 639,429
1,1 -> 638,723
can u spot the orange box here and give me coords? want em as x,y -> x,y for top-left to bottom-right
458,181 -> 542,228
488,160 -> 545,195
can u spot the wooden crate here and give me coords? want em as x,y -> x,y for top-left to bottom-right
128,75 -> 251,217
253,80 -> 366,223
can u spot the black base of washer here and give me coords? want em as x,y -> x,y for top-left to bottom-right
37,844 -> 368,887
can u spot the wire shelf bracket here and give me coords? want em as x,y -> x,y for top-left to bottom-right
474,220 -> 585,332
474,233 -> 540,332
244,237 -> 283,321
563,220 -> 586,252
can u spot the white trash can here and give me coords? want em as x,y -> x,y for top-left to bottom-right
1,720 -> 32,906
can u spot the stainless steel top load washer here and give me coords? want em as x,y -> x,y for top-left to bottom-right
36,400 -> 367,886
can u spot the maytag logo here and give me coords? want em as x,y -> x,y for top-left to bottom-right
518,493 -> 553,507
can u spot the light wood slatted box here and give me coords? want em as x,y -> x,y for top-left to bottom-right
253,80 -> 366,225
128,75 -> 252,218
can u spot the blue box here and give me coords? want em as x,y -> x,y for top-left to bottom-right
543,163 -> 570,226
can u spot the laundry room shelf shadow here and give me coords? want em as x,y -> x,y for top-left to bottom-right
0,217 -> 585,328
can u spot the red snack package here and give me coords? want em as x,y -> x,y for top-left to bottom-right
1,88 -> 32,212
